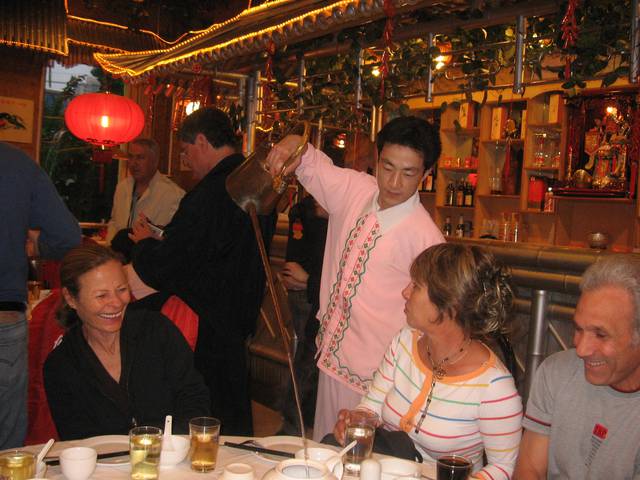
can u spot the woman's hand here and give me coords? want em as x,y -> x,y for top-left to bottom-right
265,134 -> 306,177
333,409 -> 351,445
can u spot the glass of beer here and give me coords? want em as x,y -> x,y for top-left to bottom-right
0,450 -> 35,480
344,410 -> 378,475
189,416 -> 221,472
436,455 -> 472,480
130,426 -> 162,480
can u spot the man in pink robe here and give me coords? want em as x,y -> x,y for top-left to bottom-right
267,116 -> 444,439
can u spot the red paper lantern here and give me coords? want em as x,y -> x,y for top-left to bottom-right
64,92 -> 144,147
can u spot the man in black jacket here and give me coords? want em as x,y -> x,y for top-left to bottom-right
130,108 -> 275,434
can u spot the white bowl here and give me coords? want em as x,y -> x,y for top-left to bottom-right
378,457 -> 420,480
223,462 -> 255,480
159,435 -> 190,468
60,447 -> 97,480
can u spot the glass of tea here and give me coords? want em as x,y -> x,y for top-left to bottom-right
0,450 -> 35,480
436,455 -> 472,480
343,410 -> 378,475
189,416 -> 221,472
129,426 -> 162,480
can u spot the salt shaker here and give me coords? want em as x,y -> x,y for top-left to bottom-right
360,459 -> 381,480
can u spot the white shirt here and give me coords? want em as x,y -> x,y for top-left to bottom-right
106,171 -> 184,243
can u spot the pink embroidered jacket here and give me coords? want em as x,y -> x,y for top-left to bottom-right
296,144 -> 444,394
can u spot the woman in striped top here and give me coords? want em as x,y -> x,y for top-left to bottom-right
334,244 -> 522,480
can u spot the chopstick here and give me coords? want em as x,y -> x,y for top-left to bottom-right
44,450 -> 129,466
223,441 -> 295,458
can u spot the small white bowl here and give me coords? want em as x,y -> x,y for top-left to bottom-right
60,447 -> 97,480
159,435 -> 190,468
223,462 -> 255,480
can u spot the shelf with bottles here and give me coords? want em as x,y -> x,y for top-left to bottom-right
439,101 -> 481,173
441,176 -> 477,209
442,212 -> 474,239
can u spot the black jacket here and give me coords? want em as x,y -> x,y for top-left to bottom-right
44,309 -> 210,440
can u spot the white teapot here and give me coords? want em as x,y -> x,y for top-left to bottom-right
262,459 -> 338,480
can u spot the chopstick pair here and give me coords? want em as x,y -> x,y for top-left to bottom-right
223,441 -> 295,458
44,450 -> 129,466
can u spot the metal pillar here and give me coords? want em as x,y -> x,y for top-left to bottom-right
631,0 -> 640,83
513,15 -> 525,95
297,57 -> 305,116
245,71 -> 259,155
425,32 -> 434,103
523,289 -> 550,401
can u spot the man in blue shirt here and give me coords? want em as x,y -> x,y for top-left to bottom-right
0,142 -> 81,448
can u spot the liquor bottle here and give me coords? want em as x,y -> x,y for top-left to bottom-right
455,215 -> 465,238
498,212 -> 510,241
445,182 -> 455,206
543,187 -> 555,213
443,216 -> 452,236
424,171 -> 434,192
455,181 -> 465,206
463,182 -> 474,207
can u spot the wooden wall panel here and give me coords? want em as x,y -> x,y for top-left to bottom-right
0,46 -> 47,161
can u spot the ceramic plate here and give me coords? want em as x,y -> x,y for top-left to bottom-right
82,435 -> 130,466
253,436 -> 306,462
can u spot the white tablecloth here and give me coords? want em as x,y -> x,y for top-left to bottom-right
16,436 -> 436,479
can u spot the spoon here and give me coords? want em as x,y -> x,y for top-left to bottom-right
336,440 -> 357,458
36,438 -> 55,465
163,415 -> 174,451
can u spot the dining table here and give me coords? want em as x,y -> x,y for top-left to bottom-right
13,435 -> 436,480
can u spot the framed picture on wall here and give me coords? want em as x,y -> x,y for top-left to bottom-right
0,95 -> 34,144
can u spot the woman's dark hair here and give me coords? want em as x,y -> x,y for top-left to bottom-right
376,115 -> 442,172
410,243 -> 514,337
177,107 -> 241,150
56,244 -> 125,328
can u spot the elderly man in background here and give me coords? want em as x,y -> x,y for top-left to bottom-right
0,141 -> 81,448
107,137 -> 184,247
515,254 -> 640,479
266,115 -> 444,440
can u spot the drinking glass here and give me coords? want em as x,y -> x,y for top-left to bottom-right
189,417 -> 221,472
130,426 -> 162,480
0,450 -> 35,480
436,455 -> 472,480
343,410 -> 378,475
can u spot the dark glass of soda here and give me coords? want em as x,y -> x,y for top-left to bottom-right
436,455 -> 472,480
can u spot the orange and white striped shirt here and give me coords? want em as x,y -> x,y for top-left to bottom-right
360,327 -> 522,480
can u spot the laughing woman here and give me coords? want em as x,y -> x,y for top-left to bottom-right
44,244 -> 209,440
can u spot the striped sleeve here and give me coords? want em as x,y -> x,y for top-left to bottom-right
358,329 -> 404,416
473,372 -> 523,480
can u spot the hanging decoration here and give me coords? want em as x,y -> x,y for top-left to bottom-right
379,0 -> 395,102
64,92 -> 144,191
560,0 -> 580,81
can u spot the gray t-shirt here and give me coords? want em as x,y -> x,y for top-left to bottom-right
523,349 -> 640,479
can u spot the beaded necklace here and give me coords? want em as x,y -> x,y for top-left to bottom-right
414,337 -> 471,433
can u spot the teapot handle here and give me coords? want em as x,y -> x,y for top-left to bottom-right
272,120 -> 311,194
